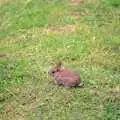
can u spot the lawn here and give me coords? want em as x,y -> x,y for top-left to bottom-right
0,0 -> 120,120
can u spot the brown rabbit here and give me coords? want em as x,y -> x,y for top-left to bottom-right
48,61 -> 82,88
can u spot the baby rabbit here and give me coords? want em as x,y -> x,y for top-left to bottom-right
48,61 -> 82,88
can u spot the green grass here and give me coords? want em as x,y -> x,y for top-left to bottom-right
0,0 -> 120,120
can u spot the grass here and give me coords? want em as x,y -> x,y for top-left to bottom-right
0,0 -> 120,120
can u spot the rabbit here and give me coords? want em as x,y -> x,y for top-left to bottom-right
48,61 -> 83,88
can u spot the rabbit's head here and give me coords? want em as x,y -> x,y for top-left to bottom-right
48,61 -> 64,76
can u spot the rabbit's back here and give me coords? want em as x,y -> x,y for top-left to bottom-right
54,69 -> 80,87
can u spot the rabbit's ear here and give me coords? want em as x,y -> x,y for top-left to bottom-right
60,65 -> 64,71
56,61 -> 63,67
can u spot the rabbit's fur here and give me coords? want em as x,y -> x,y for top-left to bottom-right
48,62 -> 82,87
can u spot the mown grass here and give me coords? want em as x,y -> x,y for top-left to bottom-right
0,0 -> 120,120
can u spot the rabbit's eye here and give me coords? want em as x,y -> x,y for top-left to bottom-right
52,71 -> 55,74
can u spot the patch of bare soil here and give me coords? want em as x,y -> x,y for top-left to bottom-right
70,12 -> 81,19
0,53 -> 8,60
70,10 -> 91,18
0,0 -> 11,5
45,24 -> 78,33
70,0 -> 84,5
0,53 -> 6,58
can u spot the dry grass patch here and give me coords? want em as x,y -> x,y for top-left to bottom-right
0,83 -> 39,120
109,85 -> 120,94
